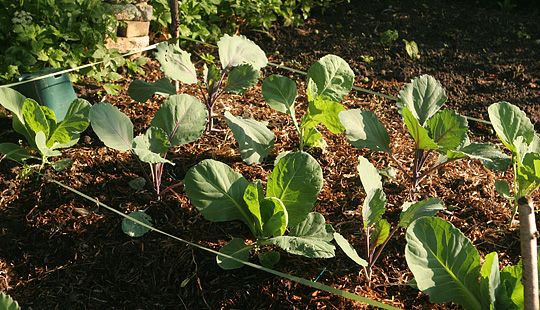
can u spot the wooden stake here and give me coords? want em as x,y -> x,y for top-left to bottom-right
518,195 -> 539,310
168,0 -> 180,39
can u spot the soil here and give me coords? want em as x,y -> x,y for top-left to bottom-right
1,0 -> 540,309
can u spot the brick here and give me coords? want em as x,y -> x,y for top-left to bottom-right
106,36 -> 149,54
107,3 -> 152,21
118,21 -> 150,37
135,3 -> 153,22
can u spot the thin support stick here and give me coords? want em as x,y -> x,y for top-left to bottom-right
517,195 -> 539,310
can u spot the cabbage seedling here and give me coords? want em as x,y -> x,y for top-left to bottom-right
0,87 -> 90,171
339,74 -> 510,192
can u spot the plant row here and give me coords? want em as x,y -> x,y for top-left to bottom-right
1,34 -> 538,309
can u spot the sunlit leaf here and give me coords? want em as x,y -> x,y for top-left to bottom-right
397,75 -> 447,126
403,106 -> 438,150
427,109 -> 468,151
339,109 -> 391,154
155,42 -> 198,84
370,219 -> 390,247
151,94 -> 207,147
0,291 -> 20,310
307,54 -> 354,102
184,159 -> 250,223
399,198 -> 444,228
225,112 -> 275,165
268,212 -> 335,258
267,151 -> 323,227
217,34 -> 268,70
302,96 -> 346,134
89,102 -> 134,152
334,232 -> 368,266
405,217 -> 482,309
49,99 -> 90,145
357,155 -> 382,195
488,101 -> 535,152
363,188 -> 386,228
262,75 -> 297,116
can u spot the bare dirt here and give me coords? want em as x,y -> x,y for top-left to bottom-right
1,0 -> 540,309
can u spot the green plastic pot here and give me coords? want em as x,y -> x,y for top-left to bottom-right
16,68 -> 77,121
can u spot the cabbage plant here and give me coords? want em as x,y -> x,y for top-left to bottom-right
262,54 -> 354,150
128,34 -> 274,165
183,151 -> 336,269
339,74 -> 510,191
0,87 -> 90,171
406,216 -> 530,310
89,94 -> 207,201
334,155 -> 445,281
488,101 -> 540,224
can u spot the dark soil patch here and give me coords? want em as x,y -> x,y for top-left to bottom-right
1,0 -> 539,309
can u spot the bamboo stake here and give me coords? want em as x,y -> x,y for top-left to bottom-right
518,195 -> 539,310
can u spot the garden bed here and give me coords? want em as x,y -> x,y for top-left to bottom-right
1,0 -> 540,309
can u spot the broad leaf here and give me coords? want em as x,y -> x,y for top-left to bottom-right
129,177 -> 146,190
458,142 -> 511,171
49,99 -> 90,145
402,106 -> 438,150
362,188 -> 386,228
370,219 -> 390,247
35,131 -> 61,157
0,291 -> 20,310
0,143 -> 37,162
23,99 -> 55,138
488,101 -> 535,152
303,126 -> 325,148
268,212 -> 335,258
224,64 -> 260,94
225,111 -> 275,165
260,197 -> 288,237
128,78 -> 176,102
266,151 -> 323,227
427,109 -> 468,151
261,75 -> 297,115
151,94 -> 207,147
306,54 -> 354,102
258,251 -> 281,269
333,233 -> 368,266
203,64 -> 221,95
399,198 -> 444,228
0,87 -> 26,121
89,102 -> 134,152
516,152 -> 540,193
122,211 -> 153,237
479,252 -> 501,310
339,109 -> 391,154
244,180 -> 266,236
184,159 -> 250,223
217,34 -> 268,70
52,159 -> 73,171
397,75 -> 447,126
301,96 -> 346,134
499,264 -> 524,309
155,42 -> 198,84
216,238 -> 253,270
405,217 -> 482,309
0,87 -> 34,143
495,179 -> 513,200
357,155 -> 382,195
132,128 -> 172,164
